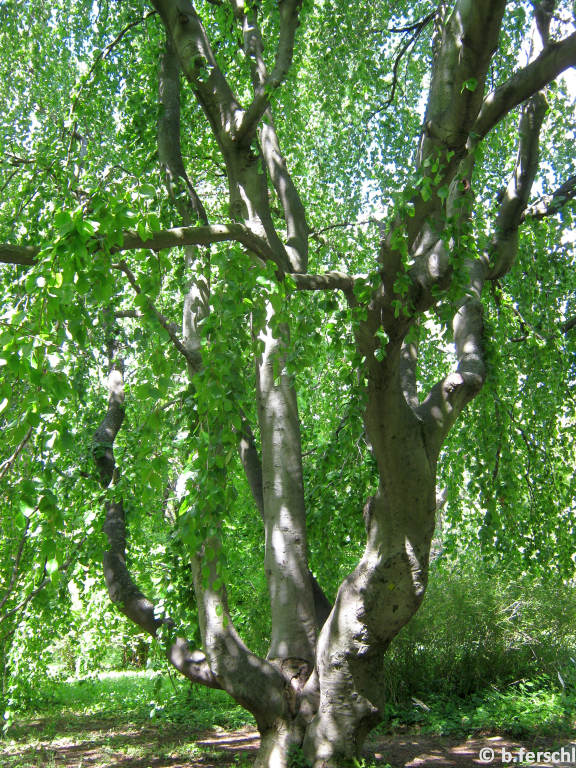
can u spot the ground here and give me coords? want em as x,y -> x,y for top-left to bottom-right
3,718 -> 576,768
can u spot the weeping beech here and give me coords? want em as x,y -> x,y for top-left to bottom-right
2,1 -> 576,766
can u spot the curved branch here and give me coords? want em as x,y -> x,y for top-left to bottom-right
93,357 -> 219,688
417,87 -> 549,446
472,30 -> 576,141
417,258 -> 487,452
488,93 -> 548,278
369,12 -> 434,118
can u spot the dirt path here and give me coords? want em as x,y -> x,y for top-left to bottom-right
2,719 -> 576,767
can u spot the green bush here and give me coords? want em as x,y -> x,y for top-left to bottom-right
381,561 -> 576,701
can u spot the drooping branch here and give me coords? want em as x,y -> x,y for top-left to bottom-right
417,88 -> 549,448
523,174 -> 576,220
70,11 -> 158,117
0,538 -> 84,627
158,32 -> 210,372
0,518 -> 31,614
114,260 -> 195,365
92,350 -> 219,688
0,426 -> 33,480
259,117 -> 309,273
488,93 -> 548,278
153,29 -> 317,707
158,33 -> 209,227
1,231 -> 365,300
388,12 -> 436,34
472,30 -> 576,141
227,0 -> 309,271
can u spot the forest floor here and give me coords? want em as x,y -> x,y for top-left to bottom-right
2,672 -> 575,768
2,718 -> 576,768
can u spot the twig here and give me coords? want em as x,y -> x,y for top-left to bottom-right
70,11 -> 158,117
388,12 -> 435,34
0,427 -> 34,480
311,219 -> 379,237
0,538 -> 85,624
0,518 -> 31,613
113,260 -> 193,364
368,12 -> 435,119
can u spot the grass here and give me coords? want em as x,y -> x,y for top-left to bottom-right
20,669 -> 256,730
2,671 -> 256,768
380,682 -> 576,738
1,671 -> 575,767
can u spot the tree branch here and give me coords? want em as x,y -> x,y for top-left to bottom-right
237,414 -> 332,630
0,223 -> 280,268
0,426 -> 33,480
229,0 -> 309,271
151,0 -> 241,142
158,32 -> 210,372
0,518 -> 31,614
417,258 -> 487,451
472,30 -> 576,141
70,11 -> 158,117
417,86 -> 549,445
158,33 -> 209,227
92,355 -> 220,688
522,173 -> 576,220
0,536 -> 85,625
488,93 -> 548,278
236,0 -> 303,144
0,244 -> 37,266
291,271 -> 357,293
113,260 -> 195,365
0,230 -> 362,297
369,12 -> 434,118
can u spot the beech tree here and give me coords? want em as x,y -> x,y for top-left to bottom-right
2,0 -> 576,764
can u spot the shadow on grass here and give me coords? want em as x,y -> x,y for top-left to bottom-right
2,714 -> 259,768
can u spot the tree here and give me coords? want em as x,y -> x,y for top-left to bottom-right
1,0 -> 576,764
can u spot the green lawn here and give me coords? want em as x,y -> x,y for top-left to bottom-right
1,671 -> 574,768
